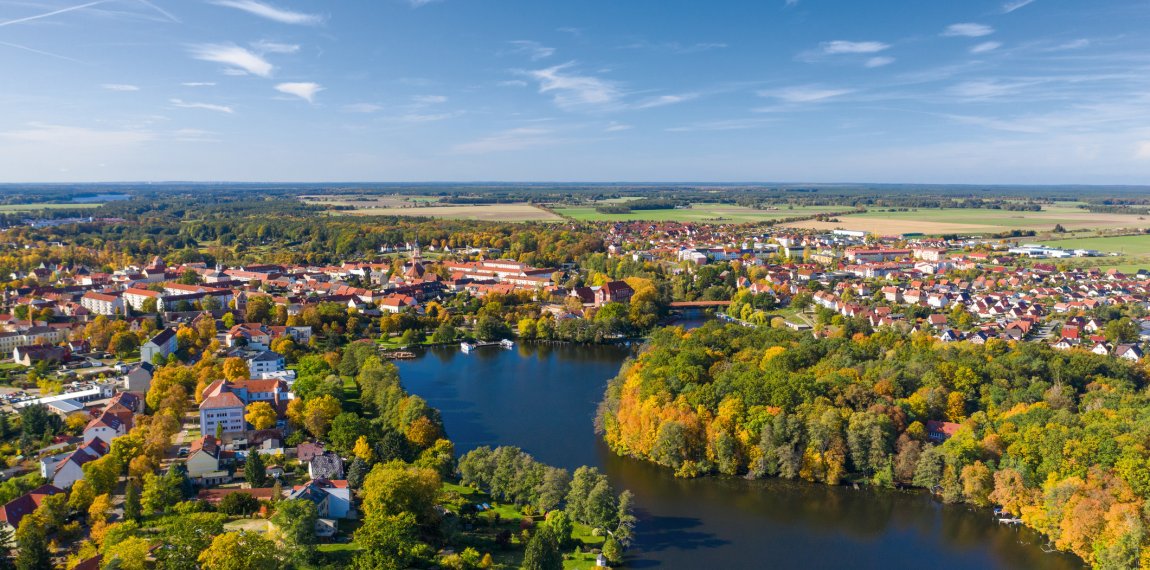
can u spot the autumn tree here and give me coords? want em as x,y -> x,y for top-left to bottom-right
245,401 -> 277,430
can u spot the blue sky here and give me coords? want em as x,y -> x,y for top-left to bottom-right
1,0 -> 1149,184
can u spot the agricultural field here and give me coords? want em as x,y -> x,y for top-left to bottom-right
0,202 -> 102,212
784,203 -> 1150,235
301,195 -> 561,222
553,203 -> 853,223
1044,234 -> 1150,273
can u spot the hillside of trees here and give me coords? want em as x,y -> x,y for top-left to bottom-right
596,322 -> 1150,568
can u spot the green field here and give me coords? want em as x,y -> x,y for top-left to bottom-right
554,203 -> 852,223
0,203 -> 102,212
1042,234 -> 1150,273
786,204 -> 1150,235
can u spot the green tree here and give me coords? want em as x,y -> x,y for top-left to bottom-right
270,499 -> 318,563
14,515 -> 49,570
245,450 -> 269,487
521,528 -> 562,570
142,470 -> 183,515
198,531 -> 280,570
123,481 -> 142,523
157,512 -> 227,570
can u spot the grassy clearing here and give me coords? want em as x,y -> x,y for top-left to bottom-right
302,195 -> 561,222
785,204 -> 1150,235
0,203 -> 102,212
555,203 -> 851,223
1042,234 -> 1150,256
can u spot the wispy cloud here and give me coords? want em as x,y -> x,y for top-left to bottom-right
759,86 -> 854,103
0,0 -> 107,28
170,98 -> 234,114
605,122 -> 632,132
188,43 -> 274,77
948,80 -> 1028,100
453,127 -> 557,154
943,23 -> 995,38
101,83 -> 139,91
209,0 -> 323,25
665,118 -> 772,132
0,41 -> 84,63
135,0 -> 180,23
181,82 -> 217,87
506,40 -> 554,61
412,95 -> 448,105
821,40 -> 890,54
621,40 -> 728,54
865,56 -> 895,68
971,41 -> 1002,54
251,40 -> 299,54
0,123 -> 153,145
275,82 -> 323,103
633,93 -> 698,110
1051,39 -> 1090,51
407,0 -> 441,7
524,63 -> 620,110
343,103 -> 382,113
1136,141 -> 1150,160
1002,0 -> 1036,13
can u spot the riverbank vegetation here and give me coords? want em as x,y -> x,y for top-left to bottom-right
597,322 -> 1150,568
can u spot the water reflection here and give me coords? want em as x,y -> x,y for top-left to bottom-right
396,344 -> 1083,569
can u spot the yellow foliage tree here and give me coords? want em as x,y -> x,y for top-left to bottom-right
245,401 -> 278,430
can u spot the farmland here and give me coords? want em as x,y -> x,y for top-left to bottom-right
784,203 -> 1150,235
553,203 -> 853,223
0,202 -> 103,212
1044,234 -> 1150,273
300,195 -> 562,222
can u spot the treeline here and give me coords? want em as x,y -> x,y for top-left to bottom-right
597,322 -> 1150,568
594,198 -> 687,214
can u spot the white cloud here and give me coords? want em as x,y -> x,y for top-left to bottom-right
412,95 -> 448,104
1002,0 -> 1035,13
189,43 -> 274,77
525,63 -> 620,110
970,41 -> 1002,54
865,56 -> 894,68
389,112 -> 463,123
0,0 -> 106,29
251,40 -> 300,54
507,40 -> 555,61
821,40 -> 889,54
407,0 -> 441,6
943,23 -> 995,38
759,86 -> 854,103
170,98 -> 234,114
181,82 -> 217,87
633,93 -> 698,110
785,0 -> 799,6
101,83 -> 139,91
275,82 -> 323,103
0,123 -> 153,146
1052,39 -> 1090,51
453,127 -> 556,154
1136,141 -> 1150,160
948,80 -> 1027,100
344,103 -> 382,113
605,122 -> 632,132
665,119 -> 772,132
209,0 -> 323,25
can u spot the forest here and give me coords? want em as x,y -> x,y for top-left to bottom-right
596,322 -> 1150,568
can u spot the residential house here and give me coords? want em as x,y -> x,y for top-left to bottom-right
12,345 -> 70,366
51,439 -> 109,488
247,350 -> 285,377
186,435 -> 232,486
83,414 -> 125,446
0,485 -> 65,535
308,452 -> 344,480
926,420 -> 961,443
289,479 -> 352,519
595,281 -> 634,306
140,328 -> 177,364
123,362 -> 155,393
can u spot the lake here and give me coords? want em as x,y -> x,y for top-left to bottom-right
396,343 -> 1082,569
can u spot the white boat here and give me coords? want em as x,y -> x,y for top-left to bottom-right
460,342 -> 475,353
500,339 -> 515,349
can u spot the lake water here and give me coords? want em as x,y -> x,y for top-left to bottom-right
396,343 -> 1082,569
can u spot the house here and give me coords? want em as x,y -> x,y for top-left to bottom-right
198,378 -> 292,435
51,439 -> 109,488
595,281 -> 634,306
186,435 -> 232,485
140,328 -> 177,364
123,362 -> 155,393
79,291 -> 125,316
1115,344 -> 1144,362
198,390 -> 246,435
289,479 -> 352,518
308,452 -> 344,480
0,485 -> 65,535
247,350 -> 285,377
12,345 -> 70,366
83,414 -> 125,445
926,420 -> 961,443
296,442 -> 326,463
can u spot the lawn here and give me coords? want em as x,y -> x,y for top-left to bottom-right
302,195 -> 562,222
554,203 -> 852,223
784,204 -> 1150,236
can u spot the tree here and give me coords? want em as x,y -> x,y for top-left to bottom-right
0,524 -> 13,570
602,536 -> 623,566
123,481 -> 142,523
104,536 -> 151,570
198,531 -> 280,570
222,357 -> 249,381
431,322 -> 456,344
142,470 -> 182,515
66,479 -> 95,513
245,296 -> 274,324
328,413 -> 370,454
270,499 -> 318,562
303,394 -> 342,438
542,510 -> 573,547
14,515 -> 49,570
522,528 -> 562,570
360,462 -> 440,524
353,435 -> 375,463
217,492 -> 261,517
141,297 -> 159,314
354,512 -> 418,570
348,457 -> 369,489
245,450 -> 269,487
245,401 -> 277,430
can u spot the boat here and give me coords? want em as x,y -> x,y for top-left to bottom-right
460,342 -> 475,354
500,339 -> 515,349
